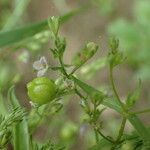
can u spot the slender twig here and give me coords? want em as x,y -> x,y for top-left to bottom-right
74,88 -> 86,99
96,128 -> 115,144
58,56 -> 69,78
94,129 -> 99,144
111,117 -> 126,150
109,65 -> 127,149
69,65 -> 82,75
109,66 -> 127,112
58,53 -> 88,103
116,117 -> 126,142
130,108 -> 150,115
93,102 -> 99,143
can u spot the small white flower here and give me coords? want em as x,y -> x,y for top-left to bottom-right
33,56 -> 48,77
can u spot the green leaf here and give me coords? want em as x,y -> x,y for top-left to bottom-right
128,115 -> 150,148
0,9 -> 81,48
8,86 -> 30,150
73,76 -> 122,112
74,76 -> 105,103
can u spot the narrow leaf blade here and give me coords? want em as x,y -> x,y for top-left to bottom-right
8,86 -> 30,150
0,9 -> 81,48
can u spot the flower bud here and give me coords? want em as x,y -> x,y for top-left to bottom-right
73,42 -> 98,66
109,37 -> 119,54
48,16 -> 60,36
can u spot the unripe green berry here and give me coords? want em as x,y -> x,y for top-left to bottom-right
27,77 -> 57,105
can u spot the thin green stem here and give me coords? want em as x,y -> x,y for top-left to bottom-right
58,54 -> 89,110
58,56 -> 69,78
109,66 -> 127,112
109,66 -> 127,149
116,117 -> 126,142
111,117 -> 126,150
94,129 -> 99,144
93,102 -> 99,143
69,65 -> 81,75
130,108 -> 150,115
93,101 -> 97,118
96,128 -> 115,144
58,54 -> 86,102
70,66 -> 79,75
74,88 -> 86,99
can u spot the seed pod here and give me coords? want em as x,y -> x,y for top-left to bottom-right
27,77 -> 57,105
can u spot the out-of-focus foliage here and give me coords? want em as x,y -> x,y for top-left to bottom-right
0,0 -> 30,30
108,0 -> 150,80
92,0 -> 117,16
0,60 -> 19,92
0,0 -> 10,28
80,57 -> 107,80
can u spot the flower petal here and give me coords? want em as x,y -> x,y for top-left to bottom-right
37,69 -> 47,77
40,56 -> 48,67
33,61 -> 44,70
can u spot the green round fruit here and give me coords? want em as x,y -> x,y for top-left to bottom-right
27,77 -> 57,105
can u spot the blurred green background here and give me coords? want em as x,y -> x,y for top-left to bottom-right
0,0 -> 150,149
